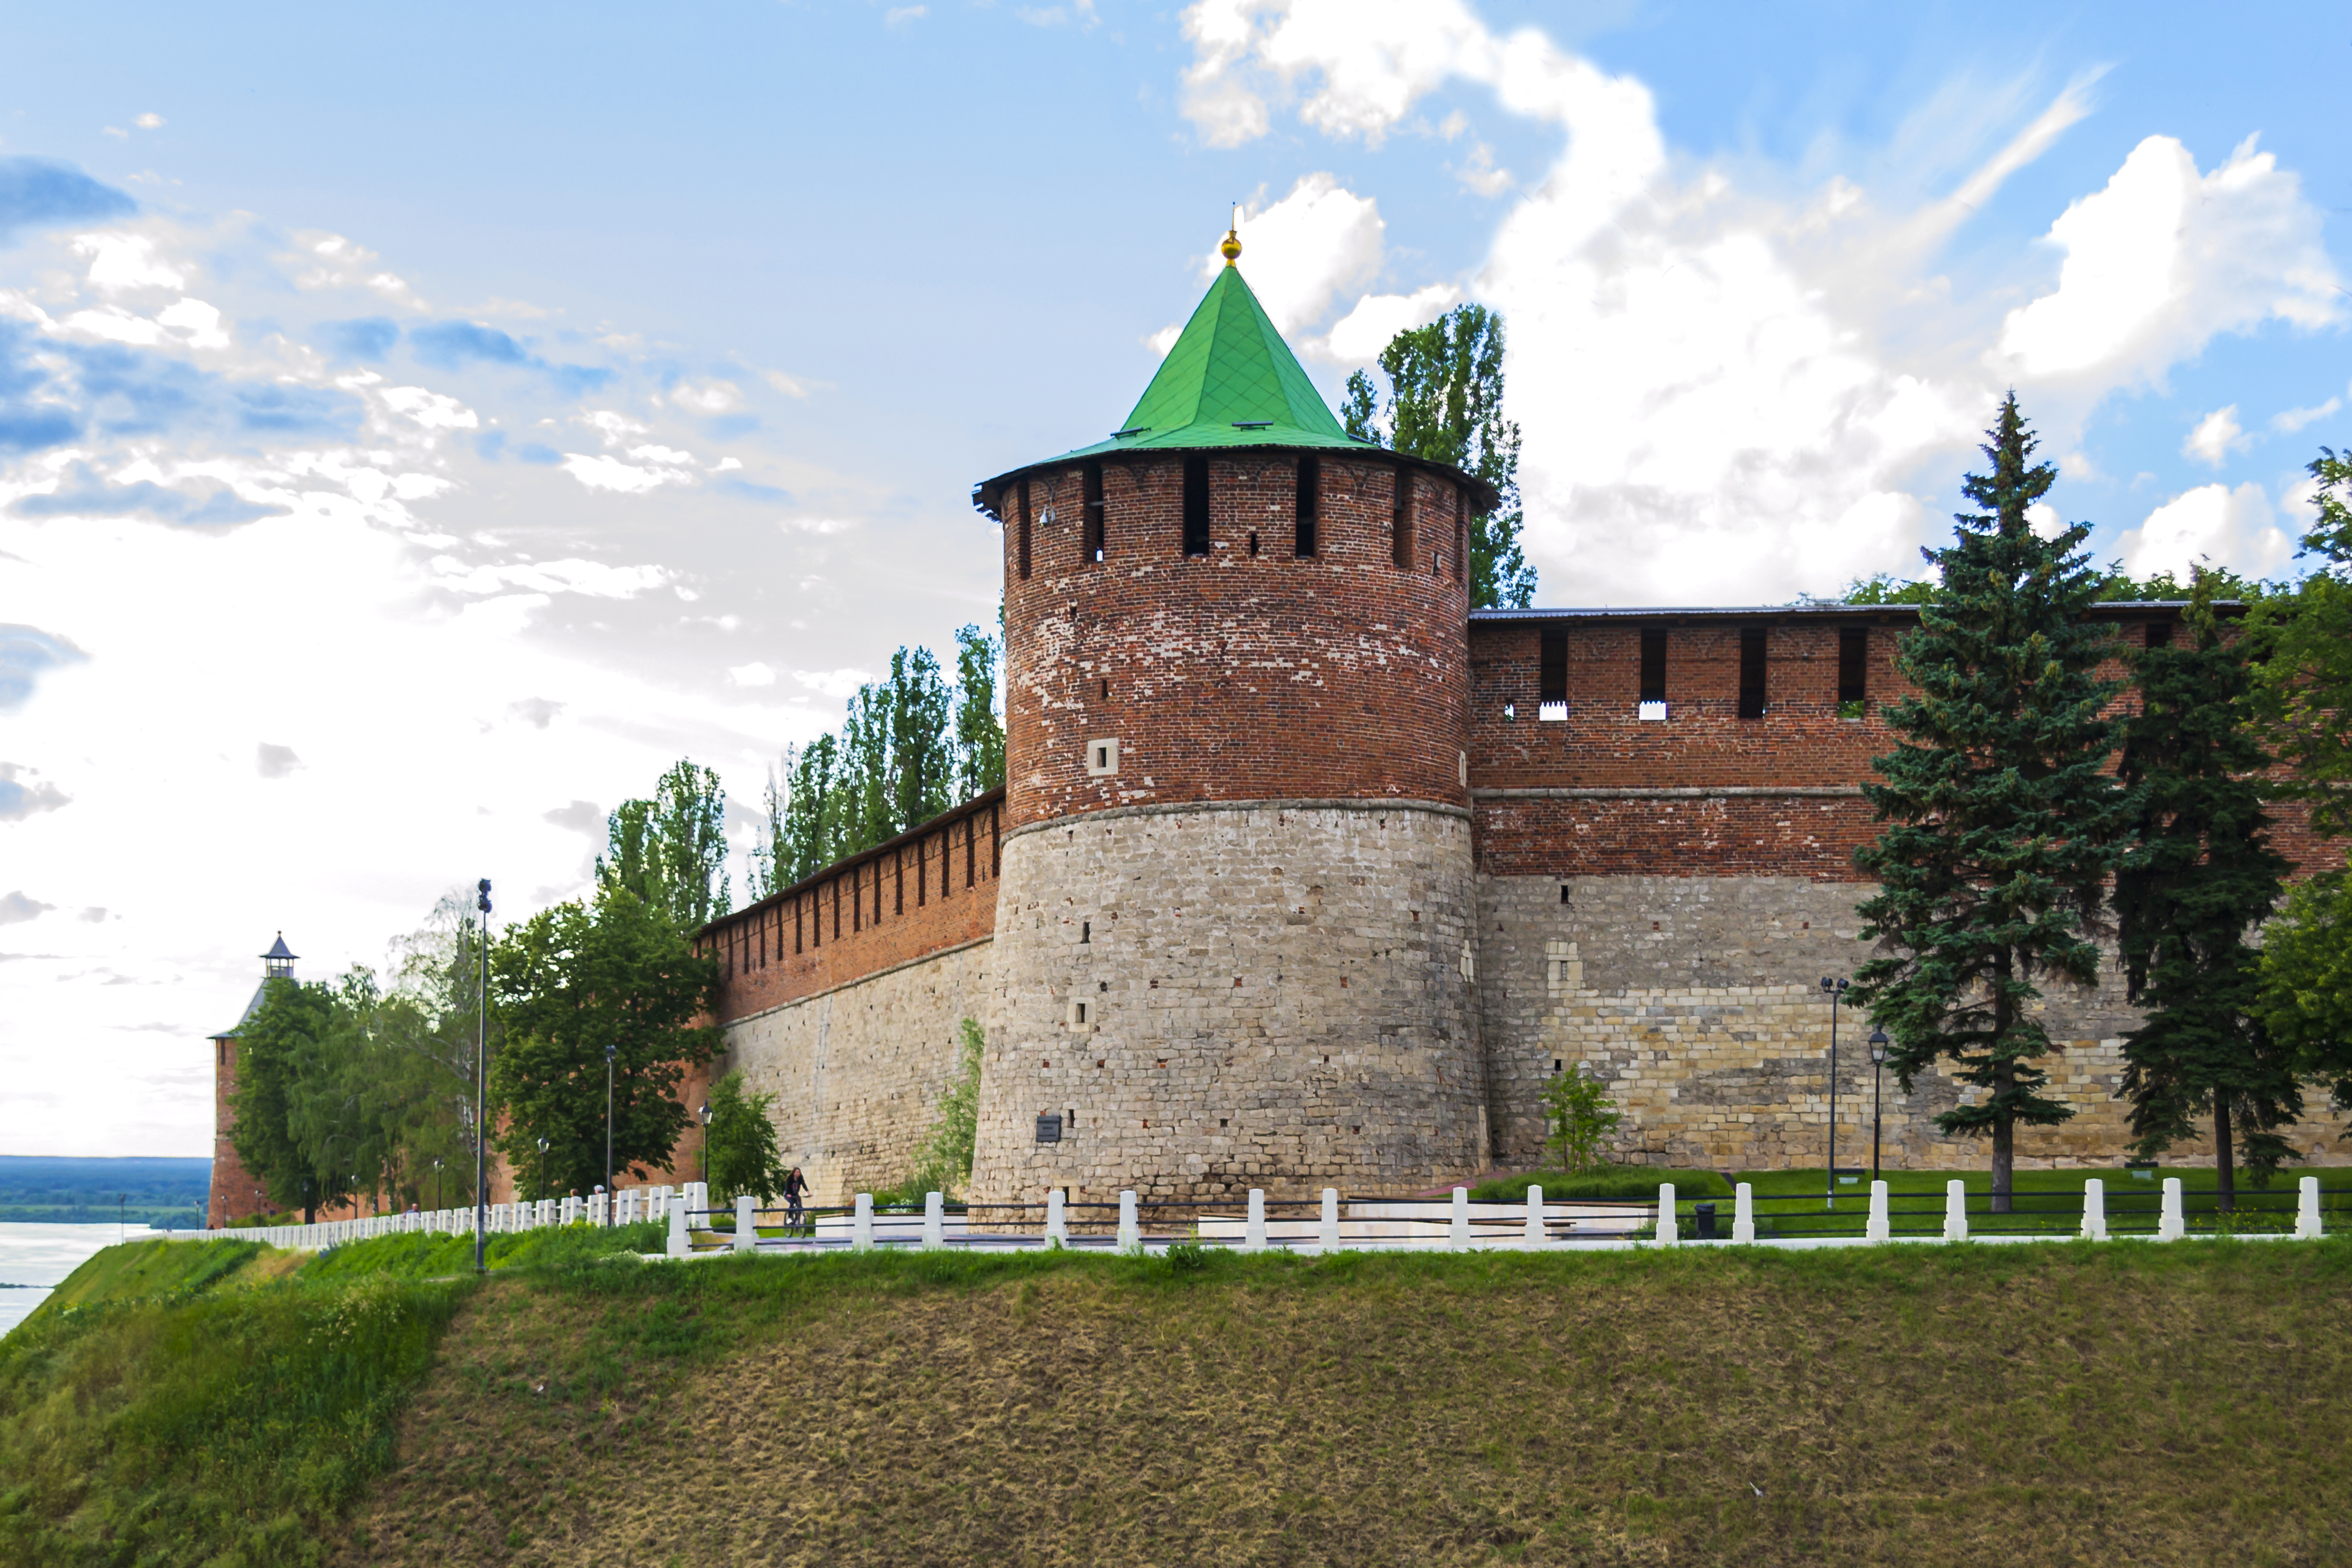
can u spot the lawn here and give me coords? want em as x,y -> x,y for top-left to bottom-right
1697,1165 -> 2352,1241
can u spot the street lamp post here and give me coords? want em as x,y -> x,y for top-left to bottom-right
536,1136 -> 549,1205
603,1041 -> 616,1228
1820,976 -> 1848,1208
699,1099 -> 713,1191
432,1157 -> 443,1212
474,878 -> 491,1275
1869,1027 -> 1890,1186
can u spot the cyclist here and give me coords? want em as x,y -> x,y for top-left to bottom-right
783,1166 -> 808,1231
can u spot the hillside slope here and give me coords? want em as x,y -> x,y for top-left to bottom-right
338,1241 -> 2352,1567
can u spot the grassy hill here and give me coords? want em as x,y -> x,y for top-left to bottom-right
6,1229 -> 2351,1566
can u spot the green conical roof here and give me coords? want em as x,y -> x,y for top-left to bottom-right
972,248 -> 1496,516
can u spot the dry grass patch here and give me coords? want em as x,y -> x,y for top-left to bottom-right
340,1240 -> 2352,1568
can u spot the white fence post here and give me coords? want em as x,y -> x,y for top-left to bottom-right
733,1193 -> 757,1253
1523,1185 -> 1545,1249
2081,1179 -> 2108,1241
1118,1190 -> 1141,1252
1656,1183 -> 1678,1246
1046,1189 -> 1067,1247
1450,1187 -> 1471,1250
923,1191 -> 945,1250
668,1200 -> 690,1259
1733,1182 -> 1755,1244
1319,1188 -> 1341,1254
1943,1179 -> 1967,1242
1244,1189 -> 1266,1252
2297,1174 -> 2323,1240
852,1192 -> 874,1250
1867,1180 -> 1890,1243
2159,1177 -> 2186,1241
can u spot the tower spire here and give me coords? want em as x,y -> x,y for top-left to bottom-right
1221,204 -> 1241,267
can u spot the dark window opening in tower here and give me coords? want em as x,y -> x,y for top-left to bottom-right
1639,628 -> 1668,709
2144,620 -> 2173,650
1391,468 -> 1414,570
1295,457 -> 1318,556
1182,457 -> 1211,555
1838,627 -> 1869,717
1082,460 -> 1105,563
1539,627 -> 1568,720
1738,628 -> 1768,719
1249,530 -> 1259,557
1018,479 -> 1033,580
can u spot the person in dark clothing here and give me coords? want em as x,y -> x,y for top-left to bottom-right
783,1167 -> 808,1230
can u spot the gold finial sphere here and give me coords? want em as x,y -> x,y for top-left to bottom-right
1221,226 -> 1242,266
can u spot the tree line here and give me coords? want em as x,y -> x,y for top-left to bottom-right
226,626 -> 1007,1222
1847,396 -> 2352,1212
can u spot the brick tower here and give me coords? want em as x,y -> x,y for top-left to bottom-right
206,933 -> 296,1227
967,229 -> 1499,1204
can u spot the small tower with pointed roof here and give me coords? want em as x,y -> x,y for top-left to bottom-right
205,934 -> 299,1228
969,229 -> 1499,1204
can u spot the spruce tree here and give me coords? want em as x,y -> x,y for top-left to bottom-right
1851,395 -> 2128,1212
2114,571 -> 2296,1209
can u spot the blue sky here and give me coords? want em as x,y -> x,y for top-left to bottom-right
2,1 -> 2345,1155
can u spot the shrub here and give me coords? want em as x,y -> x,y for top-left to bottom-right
1539,1064 -> 1622,1174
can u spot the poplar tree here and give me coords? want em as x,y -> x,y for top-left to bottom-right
1342,302 -> 1536,608
2114,571 -> 2296,1208
1851,395 -> 2127,1212
598,760 -> 732,929
954,622 -> 1006,799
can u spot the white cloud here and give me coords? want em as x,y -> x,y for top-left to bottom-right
134,112 -> 165,130
885,5 -> 925,27
2026,502 -> 2067,541
2183,406 -> 2245,467
1209,173 -> 1384,335
379,386 -> 479,431
1451,142 -> 1513,197
1144,324 -> 1182,357
2114,482 -> 2296,580
0,890 -> 54,924
61,305 -> 167,345
1322,283 -> 1459,362
728,661 -> 778,687
794,667 -> 871,699
576,409 -> 648,446
2274,395 -> 2344,435
155,297 -> 228,349
72,233 -> 187,293
558,452 -> 695,494
762,370 -> 812,399
1997,135 -> 2342,383
429,555 -> 672,598
670,379 -> 740,414
255,743 -> 304,779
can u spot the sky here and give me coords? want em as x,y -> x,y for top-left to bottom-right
2,1 -> 2345,1158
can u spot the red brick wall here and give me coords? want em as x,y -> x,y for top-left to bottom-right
1000,454 -> 1471,831
703,789 -> 1004,1026
207,1033 -> 269,1225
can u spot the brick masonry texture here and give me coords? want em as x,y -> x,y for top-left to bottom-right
968,802 -> 1489,1204
1477,872 -> 2352,1172
1001,455 -> 1471,833
718,942 -> 992,1206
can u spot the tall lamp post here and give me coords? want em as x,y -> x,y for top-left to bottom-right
603,1040 -> 616,1227
1869,1027 -> 1890,1185
432,1157 -> 443,1212
474,878 -> 491,1275
699,1099 -> 713,1190
536,1136 -> 549,1205
1820,976 -> 1848,1208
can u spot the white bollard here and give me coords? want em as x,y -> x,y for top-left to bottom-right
1118,1190 -> 1141,1252
668,1200 -> 690,1259
923,1191 -> 945,1250
1524,1185 -> 1545,1248
2081,1179 -> 2108,1242
1656,1183 -> 1679,1246
852,1192 -> 874,1250
1943,1179 -> 1968,1241
2159,1176 -> 2186,1241
1867,1180 -> 1890,1243
2297,1174 -> 2323,1240
1319,1188 -> 1341,1254
1046,1188 -> 1067,1247
1733,1182 -> 1756,1244
1450,1187 -> 1471,1250
733,1193 -> 757,1253
1244,1189 -> 1267,1252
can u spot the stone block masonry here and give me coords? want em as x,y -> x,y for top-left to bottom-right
970,801 -> 1489,1205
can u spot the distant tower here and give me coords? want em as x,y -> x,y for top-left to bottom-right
967,228 -> 1496,1203
206,934 -> 297,1228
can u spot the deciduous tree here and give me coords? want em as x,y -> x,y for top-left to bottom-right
597,761 -> 732,930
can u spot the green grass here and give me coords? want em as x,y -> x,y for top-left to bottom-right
1467,1166 -> 1731,1203
1700,1165 -> 2352,1240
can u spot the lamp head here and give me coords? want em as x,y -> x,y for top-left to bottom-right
1869,1026 -> 1889,1063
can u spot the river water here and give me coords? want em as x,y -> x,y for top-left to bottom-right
0,1221 -> 157,1336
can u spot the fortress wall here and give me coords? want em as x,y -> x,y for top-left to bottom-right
1478,872 -> 2352,1173
718,940 -> 994,1207
701,790 -> 1002,1027
969,801 -> 1488,1205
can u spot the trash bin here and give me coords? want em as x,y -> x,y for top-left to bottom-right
1694,1201 -> 1718,1241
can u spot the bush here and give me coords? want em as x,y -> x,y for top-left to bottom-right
1466,1167 -> 1730,1204
1539,1064 -> 1623,1173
